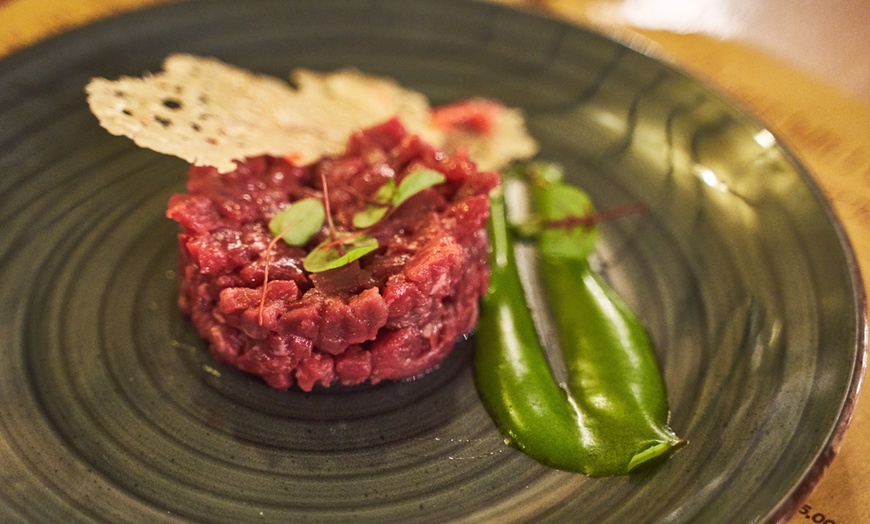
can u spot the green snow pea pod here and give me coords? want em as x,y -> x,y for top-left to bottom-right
531,167 -> 684,474
474,187 -> 589,470
539,258 -> 683,473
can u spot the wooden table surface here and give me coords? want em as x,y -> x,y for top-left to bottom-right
2,0 -> 869,522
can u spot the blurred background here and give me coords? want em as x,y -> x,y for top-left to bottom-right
521,0 -> 870,104
2,0 -> 868,104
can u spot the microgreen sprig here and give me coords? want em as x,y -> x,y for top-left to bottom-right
257,167 -> 447,325
351,168 -> 446,229
508,162 -> 646,260
268,197 -> 325,245
303,233 -> 379,273
352,179 -> 396,229
303,168 -> 445,271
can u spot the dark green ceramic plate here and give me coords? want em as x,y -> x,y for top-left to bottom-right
0,1 -> 865,522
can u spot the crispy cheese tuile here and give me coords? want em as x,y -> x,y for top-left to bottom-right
86,54 -> 537,172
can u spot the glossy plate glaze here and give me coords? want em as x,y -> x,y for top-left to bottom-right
0,0 -> 865,522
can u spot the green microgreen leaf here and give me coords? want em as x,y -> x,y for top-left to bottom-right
374,178 -> 397,203
509,161 -> 599,261
534,181 -> 599,261
352,205 -> 390,229
303,234 -> 379,273
394,169 -> 446,207
268,197 -> 325,246
352,179 -> 396,229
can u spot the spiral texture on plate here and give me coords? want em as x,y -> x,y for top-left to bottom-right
0,1 -> 864,522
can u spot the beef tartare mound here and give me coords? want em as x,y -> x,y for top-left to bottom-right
166,118 -> 499,391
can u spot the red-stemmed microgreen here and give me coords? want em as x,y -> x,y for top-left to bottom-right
393,169 -> 446,206
351,169 -> 446,229
303,233 -> 379,273
259,197 -> 325,326
257,167 -> 447,325
257,233 -> 281,327
351,179 -> 396,229
509,161 -> 646,261
540,202 -> 647,230
306,169 -> 445,270
268,197 -> 326,245
320,171 -> 339,241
